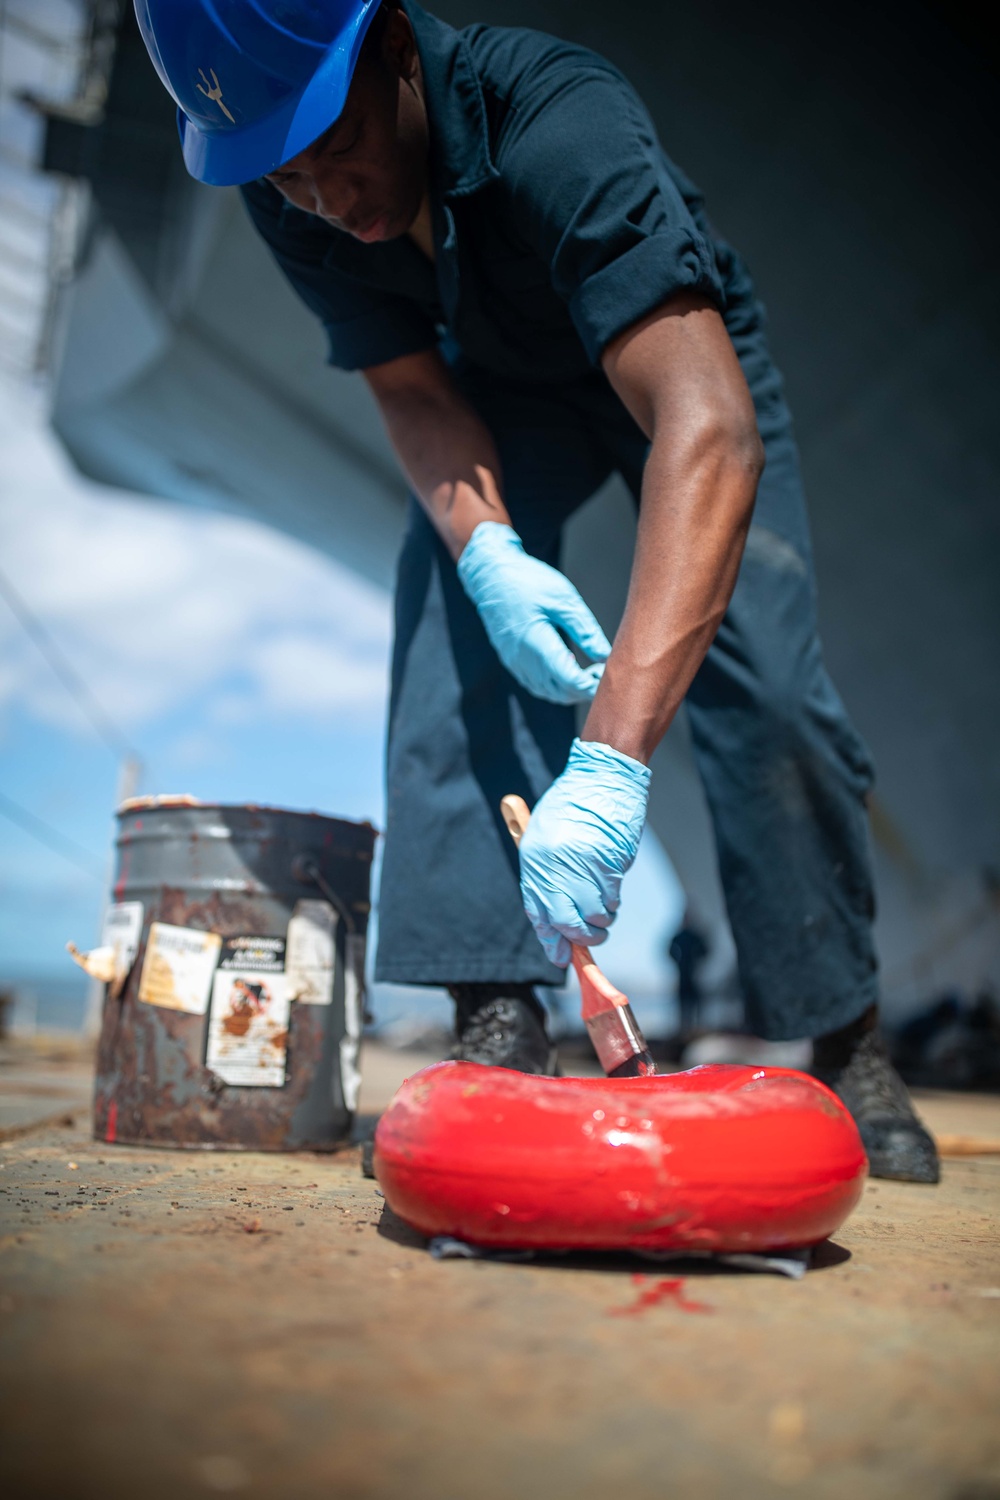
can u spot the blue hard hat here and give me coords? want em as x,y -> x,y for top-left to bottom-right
134,0 -> 383,186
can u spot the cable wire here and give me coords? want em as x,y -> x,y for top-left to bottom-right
0,564 -> 141,762
0,789 -> 104,878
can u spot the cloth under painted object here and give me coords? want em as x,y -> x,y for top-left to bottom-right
427,1236 -> 813,1280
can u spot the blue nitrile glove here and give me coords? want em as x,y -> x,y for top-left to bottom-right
457,522 -> 610,704
518,738 -> 652,967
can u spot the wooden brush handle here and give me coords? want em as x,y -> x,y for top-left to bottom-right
500,794 -> 532,848
501,795 -> 653,1075
500,794 -> 625,1003
502,795 -> 579,961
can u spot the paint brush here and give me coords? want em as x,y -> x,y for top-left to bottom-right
500,794 -> 656,1079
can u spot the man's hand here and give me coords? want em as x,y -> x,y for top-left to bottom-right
365,351 -> 609,703
518,739 -> 651,966
457,523 -> 610,704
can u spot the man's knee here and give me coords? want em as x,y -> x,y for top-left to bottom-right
745,657 -> 875,797
692,635 -> 874,797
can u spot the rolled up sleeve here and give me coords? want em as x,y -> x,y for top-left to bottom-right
314,296 -> 437,371
498,67 -> 725,363
240,181 -> 437,371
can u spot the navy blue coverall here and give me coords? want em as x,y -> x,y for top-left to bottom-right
242,1 -> 879,1041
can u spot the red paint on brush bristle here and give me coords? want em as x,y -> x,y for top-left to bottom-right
105,1099 -> 118,1144
573,947 -> 656,1074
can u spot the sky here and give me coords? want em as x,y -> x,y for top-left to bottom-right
0,375 -> 684,1032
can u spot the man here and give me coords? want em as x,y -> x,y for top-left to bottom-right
136,0 -> 938,1181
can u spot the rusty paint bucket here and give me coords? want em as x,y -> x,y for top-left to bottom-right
93,797 -> 377,1151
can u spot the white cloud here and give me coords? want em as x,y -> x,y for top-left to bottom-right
250,634 -> 388,713
0,380 -> 392,740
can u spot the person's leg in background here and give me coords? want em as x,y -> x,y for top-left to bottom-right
609,348 -> 938,1182
376,372 -> 614,1071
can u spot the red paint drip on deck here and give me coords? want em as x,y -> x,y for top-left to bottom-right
611,1275 -> 713,1317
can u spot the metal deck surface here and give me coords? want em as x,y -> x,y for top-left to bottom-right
1,1038 -> 998,1500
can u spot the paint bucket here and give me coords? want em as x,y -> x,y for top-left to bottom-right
92,797 -> 377,1151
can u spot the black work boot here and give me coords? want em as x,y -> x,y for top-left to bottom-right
449,984 -> 558,1075
813,1004 -> 940,1183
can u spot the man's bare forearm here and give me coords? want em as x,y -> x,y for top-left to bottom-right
364,349 -> 511,559
582,419 -> 760,761
586,293 -> 764,764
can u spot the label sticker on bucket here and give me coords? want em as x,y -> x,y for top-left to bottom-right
286,901 -> 337,1005
206,969 -> 290,1087
99,901 -> 144,998
218,935 -> 285,974
138,923 -> 221,1014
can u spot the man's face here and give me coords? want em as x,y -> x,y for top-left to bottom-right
265,9 -> 428,243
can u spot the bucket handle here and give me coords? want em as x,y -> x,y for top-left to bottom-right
291,855 -> 357,935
